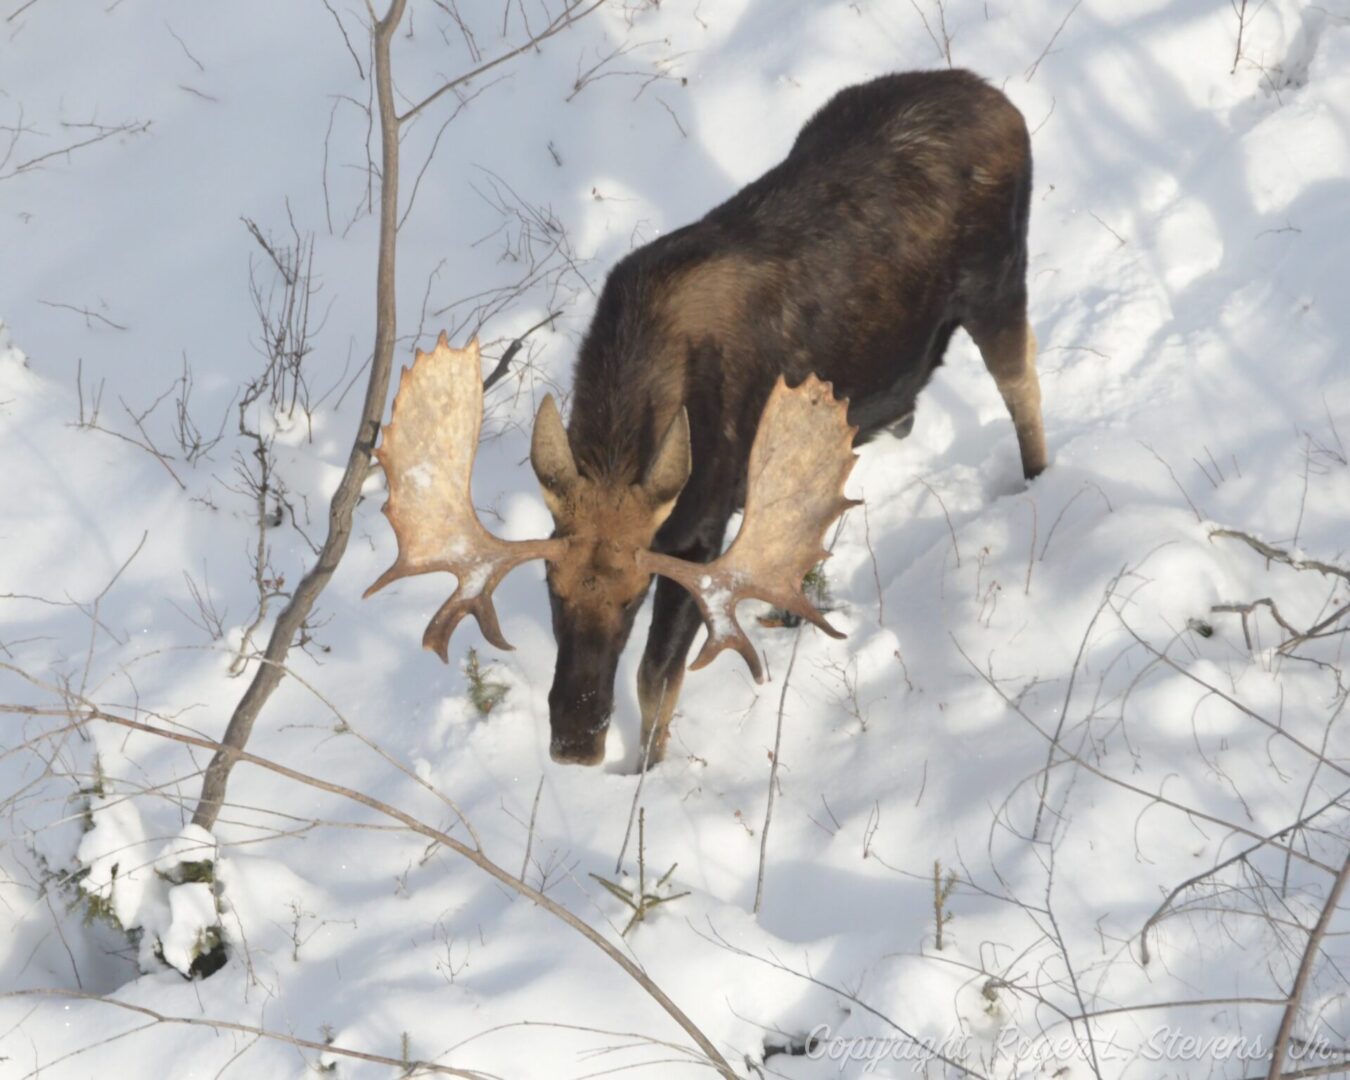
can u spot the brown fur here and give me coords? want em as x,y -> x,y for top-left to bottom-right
538,70 -> 1046,765
543,481 -> 673,637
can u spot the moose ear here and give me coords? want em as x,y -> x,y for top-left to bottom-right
642,407 -> 691,510
531,395 -> 578,509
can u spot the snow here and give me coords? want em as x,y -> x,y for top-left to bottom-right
75,787 -> 164,937
3,0 -> 1350,1077
156,883 -> 219,975
696,573 -> 740,640
455,562 -> 491,600
405,462 -> 436,490
76,808 -> 219,974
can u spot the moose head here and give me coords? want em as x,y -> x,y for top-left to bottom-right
365,334 -> 858,764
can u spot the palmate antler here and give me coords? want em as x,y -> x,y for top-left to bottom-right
637,374 -> 859,681
363,334 -> 564,658
366,334 -> 859,677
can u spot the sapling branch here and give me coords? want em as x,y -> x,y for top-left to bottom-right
3,682 -> 736,1079
191,0 -> 409,831
590,809 -> 689,936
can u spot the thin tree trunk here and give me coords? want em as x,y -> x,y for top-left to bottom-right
193,0 -> 408,830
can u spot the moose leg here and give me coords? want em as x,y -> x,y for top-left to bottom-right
969,317 -> 1047,480
636,568 -> 710,766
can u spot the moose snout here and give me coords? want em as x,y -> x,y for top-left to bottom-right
548,713 -> 611,765
549,731 -> 608,765
547,684 -> 613,766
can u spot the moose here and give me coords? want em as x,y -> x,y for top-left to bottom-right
366,69 -> 1047,766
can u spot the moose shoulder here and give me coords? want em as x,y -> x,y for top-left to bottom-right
369,69 -> 1046,767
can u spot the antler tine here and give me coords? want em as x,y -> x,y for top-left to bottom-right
365,333 -> 564,659
638,374 -> 859,682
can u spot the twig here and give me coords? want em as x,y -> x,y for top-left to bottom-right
1031,575 -> 1116,840
165,21 -> 205,72
654,96 -> 687,138
699,922 -> 989,1080
1023,497 -> 1038,595
74,356 -> 105,426
754,623 -> 803,916
615,680 -> 665,875
0,987 -> 490,1078
1141,442 -> 1202,522
396,0 -> 608,125
6,0 -> 45,21
1024,0 -> 1083,81
1267,853 -> 1350,1079
917,477 -> 961,567
1,120 -> 151,180
191,0 -> 410,831
949,638 -> 1338,870
1039,486 -> 1087,561
1211,598 -> 1300,652
907,0 -> 952,66
1087,210 -> 1127,247
862,497 -> 885,626
592,810 -> 689,935
482,310 -> 560,391
120,394 -> 187,490
521,775 -> 544,881
2,683 -> 737,1079
1114,613 -> 1350,780
38,299 -> 128,331
1231,0 -> 1250,75
1293,433 -> 1312,546
320,0 -> 365,79
1210,529 -> 1350,585
1139,786 -> 1350,965
397,76 -> 501,231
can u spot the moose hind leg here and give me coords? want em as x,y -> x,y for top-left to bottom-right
970,317 -> 1047,480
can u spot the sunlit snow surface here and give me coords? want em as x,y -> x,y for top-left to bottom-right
2,1 -> 1349,1077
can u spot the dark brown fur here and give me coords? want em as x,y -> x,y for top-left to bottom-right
538,70 -> 1046,764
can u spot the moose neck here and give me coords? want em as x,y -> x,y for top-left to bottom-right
568,247 -> 762,488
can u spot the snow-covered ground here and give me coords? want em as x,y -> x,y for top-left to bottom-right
3,1 -> 1349,1077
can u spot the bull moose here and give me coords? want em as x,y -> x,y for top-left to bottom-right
366,69 -> 1047,765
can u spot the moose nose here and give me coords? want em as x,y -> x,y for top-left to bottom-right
547,673 -> 614,766
549,730 -> 608,766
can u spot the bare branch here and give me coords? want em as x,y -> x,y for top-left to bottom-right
37,299 -> 128,331
0,987 -> 492,1078
1025,0 -> 1083,81
0,119 -> 151,181
1211,529 -> 1350,585
482,309 -> 559,390
754,624 -> 803,915
950,634 -> 1340,871
320,0 -> 366,79
397,0 -> 608,125
1,684 -> 738,1080
191,0 -> 409,830
1267,854 -> 1350,1079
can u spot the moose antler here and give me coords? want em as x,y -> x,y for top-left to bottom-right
637,374 -> 859,682
367,336 -> 858,680
364,334 -> 564,659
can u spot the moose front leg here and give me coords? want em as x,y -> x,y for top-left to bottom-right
636,551 -> 715,766
970,317 -> 1047,480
